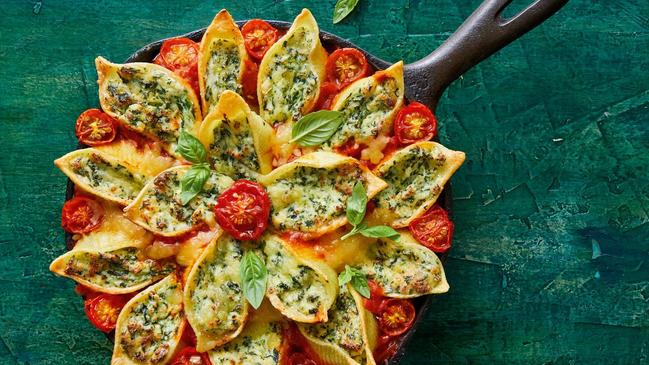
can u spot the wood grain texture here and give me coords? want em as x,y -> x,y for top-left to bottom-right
1,0 -> 648,364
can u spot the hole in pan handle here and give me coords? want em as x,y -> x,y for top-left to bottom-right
403,0 -> 569,111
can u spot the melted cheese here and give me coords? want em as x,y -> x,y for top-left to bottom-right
95,139 -> 175,178
329,62 -> 404,149
55,148 -> 146,205
299,284 -> 377,365
112,274 -> 185,365
199,9 -> 248,113
208,316 -> 285,365
73,199 -> 153,252
96,57 -> 202,158
258,9 -> 326,126
124,166 -> 233,237
373,141 -> 465,227
198,91 -> 274,179
183,234 -> 249,352
359,233 -> 449,298
262,234 -> 338,323
259,151 -> 387,238
285,229 -> 375,272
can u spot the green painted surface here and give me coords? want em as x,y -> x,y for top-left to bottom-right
1,0 -> 648,364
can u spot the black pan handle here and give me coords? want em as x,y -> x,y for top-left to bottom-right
404,0 -> 568,110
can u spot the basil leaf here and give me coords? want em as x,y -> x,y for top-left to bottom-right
346,182 -> 367,226
290,110 -> 343,147
359,225 -> 401,241
338,265 -> 370,298
179,164 -> 210,205
338,265 -> 354,286
351,274 -> 370,298
240,251 -> 267,309
177,130 -> 207,164
333,0 -> 360,24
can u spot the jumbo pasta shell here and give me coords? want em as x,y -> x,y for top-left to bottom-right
112,273 -> 185,365
183,234 -> 249,352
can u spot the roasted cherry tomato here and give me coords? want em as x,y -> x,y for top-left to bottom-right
314,82 -> 339,111
409,205 -> 454,253
61,196 -> 104,234
394,102 -> 437,145
373,334 -> 401,364
325,48 -> 370,89
334,138 -> 365,160
181,321 -> 198,346
241,19 -> 279,60
84,294 -> 128,333
362,279 -> 386,314
377,299 -> 416,337
214,180 -> 271,240
288,352 -> 318,365
170,347 -> 211,365
75,109 -> 117,146
241,59 -> 259,105
154,38 -> 200,95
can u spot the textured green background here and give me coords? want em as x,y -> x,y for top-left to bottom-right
1,0 -> 648,364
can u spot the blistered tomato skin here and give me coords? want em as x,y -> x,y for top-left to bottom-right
241,59 -> 260,105
61,196 -> 105,234
75,109 -> 117,146
325,48 -> 370,90
394,102 -> 437,146
242,19 -> 279,61
154,38 -> 200,96
84,294 -> 129,333
409,205 -> 454,253
214,180 -> 271,240
377,299 -> 416,337
313,82 -> 339,111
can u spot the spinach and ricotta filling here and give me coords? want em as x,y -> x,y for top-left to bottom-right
67,150 -> 145,202
360,238 -> 447,297
260,27 -> 318,125
264,164 -> 364,233
375,144 -> 447,219
185,235 -> 249,351
55,247 -> 174,291
329,76 -> 400,148
263,235 -> 335,321
207,115 -> 260,180
116,274 -> 184,364
204,39 -> 241,111
208,320 -> 284,365
101,61 -> 198,152
133,167 -> 233,234
301,284 -> 367,364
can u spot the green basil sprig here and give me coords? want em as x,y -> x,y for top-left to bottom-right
338,264 -> 370,298
290,110 -> 343,147
333,0 -> 360,24
177,130 -> 207,164
177,131 -> 211,205
341,182 -> 400,241
240,251 -> 268,309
